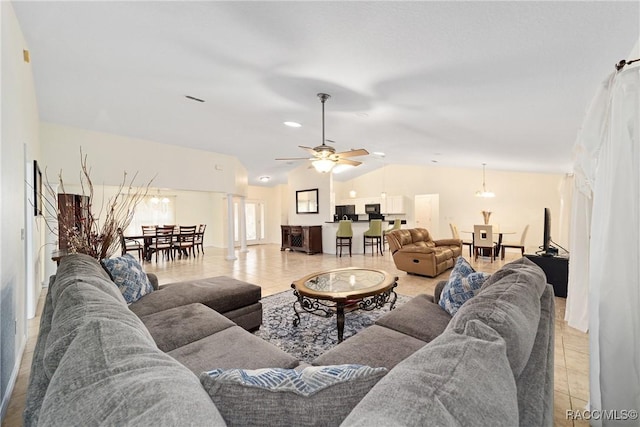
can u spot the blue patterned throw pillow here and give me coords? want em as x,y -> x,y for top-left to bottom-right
101,254 -> 153,304
199,364 -> 387,426
439,257 -> 490,316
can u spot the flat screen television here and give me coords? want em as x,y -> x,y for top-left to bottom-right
542,207 -> 553,256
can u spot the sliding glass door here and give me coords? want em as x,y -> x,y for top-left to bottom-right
234,199 -> 265,245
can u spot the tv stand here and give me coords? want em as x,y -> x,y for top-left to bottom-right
524,254 -> 568,298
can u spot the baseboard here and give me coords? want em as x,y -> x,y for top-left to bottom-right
0,338 -> 26,422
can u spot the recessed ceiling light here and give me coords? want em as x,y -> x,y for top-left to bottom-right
258,176 -> 271,183
373,152 -> 386,157
284,121 -> 302,128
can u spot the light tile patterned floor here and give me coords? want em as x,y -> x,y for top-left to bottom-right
2,245 -> 589,426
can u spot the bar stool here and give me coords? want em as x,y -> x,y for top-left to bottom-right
335,220 -> 353,257
363,219 -> 384,256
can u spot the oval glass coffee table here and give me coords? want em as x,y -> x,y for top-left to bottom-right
291,267 -> 398,342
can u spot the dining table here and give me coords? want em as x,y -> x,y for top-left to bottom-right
125,231 -> 194,261
462,229 -> 516,258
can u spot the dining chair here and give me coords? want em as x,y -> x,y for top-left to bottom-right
173,225 -> 197,258
149,226 -> 175,262
363,219 -> 384,256
450,223 -> 473,257
141,225 -> 157,235
335,220 -> 353,257
473,224 -> 497,262
194,224 -> 206,254
117,228 -> 143,260
501,224 -> 529,259
383,219 -> 402,250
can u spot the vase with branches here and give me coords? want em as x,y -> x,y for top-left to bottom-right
43,149 -> 154,260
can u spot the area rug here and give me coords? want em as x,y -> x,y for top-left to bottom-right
253,290 -> 411,363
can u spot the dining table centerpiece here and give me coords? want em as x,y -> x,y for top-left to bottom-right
481,210 -> 492,225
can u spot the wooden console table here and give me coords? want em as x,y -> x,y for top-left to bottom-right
281,225 -> 323,255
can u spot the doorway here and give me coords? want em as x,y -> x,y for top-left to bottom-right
414,194 -> 440,236
234,199 -> 265,245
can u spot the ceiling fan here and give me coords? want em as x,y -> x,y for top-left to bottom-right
276,93 -> 369,173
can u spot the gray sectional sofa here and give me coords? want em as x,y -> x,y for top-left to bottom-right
24,253 -> 554,426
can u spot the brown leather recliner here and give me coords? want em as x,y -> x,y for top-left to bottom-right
386,228 -> 462,278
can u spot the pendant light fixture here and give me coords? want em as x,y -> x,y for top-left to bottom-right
475,163 -> 495,198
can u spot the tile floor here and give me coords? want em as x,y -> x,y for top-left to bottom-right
2,245 -> 589,426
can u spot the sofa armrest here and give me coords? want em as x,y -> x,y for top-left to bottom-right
434,238 -> 462,247
147,273 -> 159,291
433,280 -> 447,305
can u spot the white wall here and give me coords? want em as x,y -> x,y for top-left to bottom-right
1,1 -> 42,418
335,164 -> 569,254
40,122 -> 248,195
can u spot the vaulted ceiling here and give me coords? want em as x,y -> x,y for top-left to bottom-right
13,1 -> 640,185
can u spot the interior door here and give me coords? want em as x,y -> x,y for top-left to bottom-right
414,194 -> 440,236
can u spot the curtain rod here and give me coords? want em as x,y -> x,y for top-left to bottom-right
615,58 -> 640,71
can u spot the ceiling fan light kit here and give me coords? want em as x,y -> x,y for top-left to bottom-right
312,159 -> 335,173
276,93 -> 369,173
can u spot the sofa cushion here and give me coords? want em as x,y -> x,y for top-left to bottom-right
312,325 -> 426,371
517,284 -> 555,426
439,256 -> 490,315
200,365 -> 387,427
138,303 -> 236,352
374,294 -> 451,342
23,280 -> 55,426
39,318 -> 226,426
129,276 -> 261,317
44,281 -> 153,380
101,254 -> 154,304
341,321 -> 519,427
51,254 -> 124,306
168,326 -> 299,373
447,257 -> 545,378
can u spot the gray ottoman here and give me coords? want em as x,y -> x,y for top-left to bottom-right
129,276 -> 263,331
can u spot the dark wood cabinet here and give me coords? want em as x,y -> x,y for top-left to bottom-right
57,193 -> 90,250
281,225 -> 323,255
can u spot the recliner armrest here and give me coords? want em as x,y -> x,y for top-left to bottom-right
434,238 -> 462,247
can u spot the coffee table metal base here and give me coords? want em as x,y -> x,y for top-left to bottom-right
292,285 -> 398,343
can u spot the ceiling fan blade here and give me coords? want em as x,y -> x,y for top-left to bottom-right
275,157 -> 311,161
335,148 -> 369,158
336,158 -> 362,167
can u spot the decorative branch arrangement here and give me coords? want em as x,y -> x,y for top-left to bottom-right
42,149 -> 154,260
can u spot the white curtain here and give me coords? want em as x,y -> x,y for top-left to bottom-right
567,44 -> 640,424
